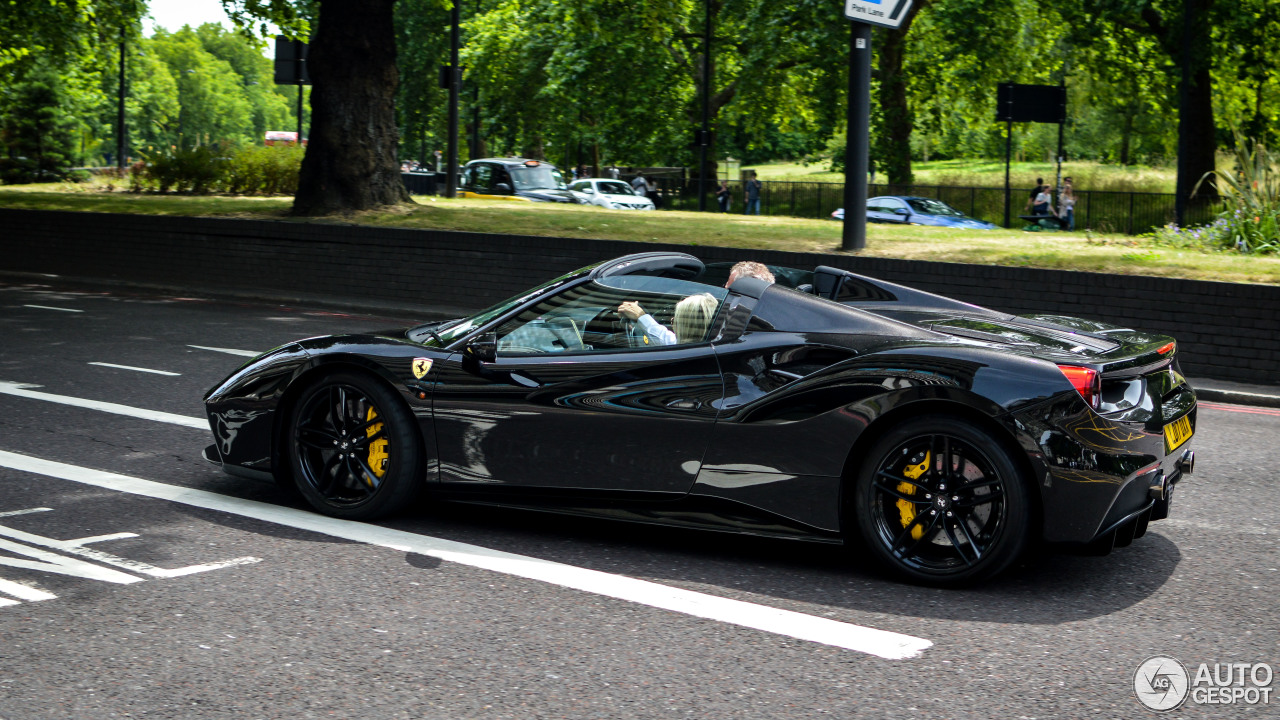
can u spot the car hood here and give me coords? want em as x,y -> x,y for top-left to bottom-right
519,188 -> 579,203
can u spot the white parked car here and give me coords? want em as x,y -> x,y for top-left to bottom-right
568,179 -> 655,210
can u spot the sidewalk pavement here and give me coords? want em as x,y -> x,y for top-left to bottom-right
1191,377 -> 1280,409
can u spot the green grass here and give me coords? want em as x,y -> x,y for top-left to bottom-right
747,158 -> 1181,193
4,182 -> 1278,286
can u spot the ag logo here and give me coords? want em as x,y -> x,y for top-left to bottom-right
411,357 -> 433,380
1134,655 -> 1191,711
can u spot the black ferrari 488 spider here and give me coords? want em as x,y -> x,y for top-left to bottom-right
204,252 -> 1197,585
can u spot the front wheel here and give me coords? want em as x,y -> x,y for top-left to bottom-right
851,416 -> 1031,586
287,371 -> 424,520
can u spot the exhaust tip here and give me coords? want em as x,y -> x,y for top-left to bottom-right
1148,470 -> 1168,501
1177,451 -> 1195,475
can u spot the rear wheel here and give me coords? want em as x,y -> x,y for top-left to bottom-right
852,416 -> 1031,586
288,371 -> 423,520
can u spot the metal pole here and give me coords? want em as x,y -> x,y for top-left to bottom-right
1003,118 -> 1012,228
116,28 -> 126,168
446,0 -> 461,198
697,0 -> 712,212
841,22 -> 871,251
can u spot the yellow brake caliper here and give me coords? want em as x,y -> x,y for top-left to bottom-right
365,407 -> 388,485
897,452 -> 930,540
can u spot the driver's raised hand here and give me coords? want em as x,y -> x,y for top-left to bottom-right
617,301 -> 645,321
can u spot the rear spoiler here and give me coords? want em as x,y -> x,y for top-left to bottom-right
812,266 -> 1006,317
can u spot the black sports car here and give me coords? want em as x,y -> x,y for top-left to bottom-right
203,252 -> 1197,585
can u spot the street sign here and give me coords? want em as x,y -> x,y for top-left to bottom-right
273,35 -> 310,85
996,83 -> 1065,124
843,0 -> 915,30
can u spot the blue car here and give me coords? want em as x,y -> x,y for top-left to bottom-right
832,196 -> 998,229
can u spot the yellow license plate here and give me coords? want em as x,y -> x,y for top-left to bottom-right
1164,414 -> 1193,453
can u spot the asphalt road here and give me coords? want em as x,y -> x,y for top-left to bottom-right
0,278 -> 1276,720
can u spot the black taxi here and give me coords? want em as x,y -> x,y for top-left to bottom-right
459,158 -> 581,203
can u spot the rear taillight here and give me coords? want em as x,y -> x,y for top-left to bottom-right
1157,341 -> 1175,355
1058,365 -> 1100,409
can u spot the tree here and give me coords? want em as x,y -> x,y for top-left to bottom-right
0,60 -> 80,180
150,28 -> 254,148
292,0 -> 410,213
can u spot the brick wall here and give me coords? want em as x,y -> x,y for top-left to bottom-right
1,208 -> 1274,384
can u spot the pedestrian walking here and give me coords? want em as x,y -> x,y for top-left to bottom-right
631,173 -> 649,197
744,173 -> 762,215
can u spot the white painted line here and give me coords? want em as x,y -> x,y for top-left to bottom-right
0,382 -> 206,429
22,304 -> 83,313
188,345 -> 261,358
88,362 -> 181,377
0,508 -> 52,518
0,521 -> 260,579
0,578 -> 56,602
0,450 -> 931,659
0,597 -> 20,607
73,533 -> 139,545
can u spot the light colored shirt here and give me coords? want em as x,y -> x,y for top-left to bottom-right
637,314 -> 675,346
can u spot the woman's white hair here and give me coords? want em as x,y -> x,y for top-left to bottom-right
672,293 -> 720,344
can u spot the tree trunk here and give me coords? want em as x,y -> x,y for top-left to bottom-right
294,0 -> 410,215
1174,0 -> 1217,223
874,1 -> 926,186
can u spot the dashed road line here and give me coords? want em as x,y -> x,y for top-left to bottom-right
0,381 -> 206,429
0,450 -> 933,660
188,345 -> 261,358
22,304 -> 83,313
87,362 -> 181,376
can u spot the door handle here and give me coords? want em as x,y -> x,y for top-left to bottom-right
665,398 -> 701,410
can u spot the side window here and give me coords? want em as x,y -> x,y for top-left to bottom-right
492,277 -> 728,356
472,164 -> 493,192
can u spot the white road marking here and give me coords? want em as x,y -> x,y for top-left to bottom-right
0,451 -> 932,659
88,362 -> 181,376
22,304 -> 83,313
0,382 -> 206,429
188,345 -> 261,358
0,578 -> 57,602
0,536 -> 143,585
0,508 -> 52,518
0,521 -> 261,579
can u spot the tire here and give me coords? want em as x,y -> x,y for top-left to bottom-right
850,415 -> 1031,587
287,371 -> 424,520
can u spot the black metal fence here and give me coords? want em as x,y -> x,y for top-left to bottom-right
640,177 -> 1219,235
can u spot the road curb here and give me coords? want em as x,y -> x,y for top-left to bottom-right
1194,388 -> 1280,409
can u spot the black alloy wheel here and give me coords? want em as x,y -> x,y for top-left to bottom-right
288,371 -> 423,520
852,416 -> 1031,586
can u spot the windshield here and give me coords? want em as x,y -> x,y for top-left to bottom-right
596,181 -> 634,196
906,198 -> 965,217
510,165 -> 566,191
408,264 -> 595,347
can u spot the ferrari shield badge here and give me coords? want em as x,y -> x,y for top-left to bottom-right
411,357 -> 433,379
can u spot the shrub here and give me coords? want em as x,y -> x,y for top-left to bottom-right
129,144 -> 302,195
223,145 -> 303,195
137,146 -> 225,193
1147,134 -> 1280,254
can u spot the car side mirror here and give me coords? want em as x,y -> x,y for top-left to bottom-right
465,332 -> 497,363
584,187 -> 596,194
894,208 -> 910,216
